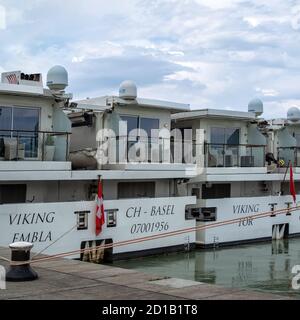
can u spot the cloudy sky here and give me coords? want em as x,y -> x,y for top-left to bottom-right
0,0 -> 300,118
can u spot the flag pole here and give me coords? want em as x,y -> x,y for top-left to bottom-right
95,174 -> 105,236
97,174 -> 102,199
280,160 -> 290,196
282,160 -> 291,184
289,160 -> 297,204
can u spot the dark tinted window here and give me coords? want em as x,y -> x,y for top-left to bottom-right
140,118 -> 159,137
0,184 -> 26,204
13,108 -> 39,131
202,183 -> 231,199
211,127 -> 225,144
118,182 -> 155,199
120,116 -> 159,138
120,116 -> 138,135
0,107 -> 12,136
226,128 -> 239,145
13,108 -> 39,157
211,127 -> 240,145
0,107 -> 40,158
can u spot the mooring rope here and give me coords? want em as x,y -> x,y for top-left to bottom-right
3,204 -> 299,266
29,204 -> 300,265
31,224 -> 78,259
0,256 -> 10,263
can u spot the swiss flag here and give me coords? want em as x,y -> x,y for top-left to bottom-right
95,178 -> 105,236
290,162 -> 296,204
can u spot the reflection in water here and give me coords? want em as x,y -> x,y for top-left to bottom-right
272,239 -> 289,255
113,238 -> 300,298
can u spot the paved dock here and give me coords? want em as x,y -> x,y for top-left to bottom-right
0,247 -> 295,300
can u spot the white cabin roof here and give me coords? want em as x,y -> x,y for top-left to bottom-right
172,108 -> 256,121
0,82 -> 52,98
73,95 -> 190,113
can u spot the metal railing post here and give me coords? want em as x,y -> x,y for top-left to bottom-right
16,131 -> 19,160
66,133 -> 69,161
42,132 -> 45,161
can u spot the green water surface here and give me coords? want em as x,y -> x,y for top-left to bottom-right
113,239 -> 300,298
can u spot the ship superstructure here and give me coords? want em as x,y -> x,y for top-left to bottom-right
0,68 -> 196,261
172,99 -> 300,247
0,66 -> 299,261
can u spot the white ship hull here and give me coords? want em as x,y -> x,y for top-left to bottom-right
196,194 -> 300,247
1,193 -> 299,261
0,196 -> 196,260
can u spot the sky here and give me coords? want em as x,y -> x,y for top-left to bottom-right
0,0 -> 300,118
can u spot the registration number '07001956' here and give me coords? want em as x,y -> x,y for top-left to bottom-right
130,221 -> 169,234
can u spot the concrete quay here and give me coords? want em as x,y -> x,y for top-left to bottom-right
0,247 -> 295,300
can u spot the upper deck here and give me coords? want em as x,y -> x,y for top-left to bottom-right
0,74 -> 196,181
2,69 -> 300,184
67,86 -> 196,178
0,70 -> 72,175
171,107 -> 269,180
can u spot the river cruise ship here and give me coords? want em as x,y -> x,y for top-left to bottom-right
0,66 -> 196,261
0,66 -> 299,261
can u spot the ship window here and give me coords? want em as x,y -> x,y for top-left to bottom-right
211,127 -> 240,145
226,128 -> 240,145
202,183 -> 231,199
118,181 -> 155,199
0,184 -> 26,204
211,127 -> 224,144
13,107 -> 39,158
120,115 -> 138,136
0,107 -> 12,136
140,118 -> 159,137
13,107 -> 39,132
0,106 -> 39,158
120,115 -> 159,138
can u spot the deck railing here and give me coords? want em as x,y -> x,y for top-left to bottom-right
204,143 -> 266,167
100,137 -> 266,167
277,147 -> 300,167
0,129 -> 70,161
99,136 -> 200,164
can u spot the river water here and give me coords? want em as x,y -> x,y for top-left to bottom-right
113,239 -> 300,298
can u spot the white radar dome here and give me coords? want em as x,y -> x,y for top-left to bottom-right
119,80 -> 137,100
47,65 -> 68,91
287,107 -> 300,122
248,98 -> 263,117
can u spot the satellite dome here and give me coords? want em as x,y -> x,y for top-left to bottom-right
119,80 -> 137,100
248,98 -> 263,117
47,65 -> 68,91
287,107 -> 300,122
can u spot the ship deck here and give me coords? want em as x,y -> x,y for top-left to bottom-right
0,247 -> 294,300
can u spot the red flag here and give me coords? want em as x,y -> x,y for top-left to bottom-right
95,178 -> 105,236
290,162 -> 296,203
